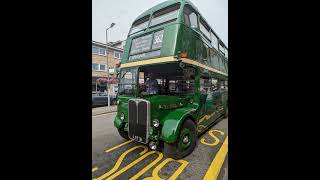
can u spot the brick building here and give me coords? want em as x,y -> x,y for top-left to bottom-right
92,41 -> 125,94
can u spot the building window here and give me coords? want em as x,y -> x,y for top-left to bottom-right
92,63 -> 107,71
100,64 -> 106,71
114,51 -> 122,59
92,63 -> 99,71
92,46 -> 106,56
92,46 -> 99,54
99,48 -> 106,55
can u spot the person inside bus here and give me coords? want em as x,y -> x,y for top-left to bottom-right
144,73 -> 159,95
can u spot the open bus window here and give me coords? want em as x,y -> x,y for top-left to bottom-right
129,15 -> 150,35
149,3 -> 180,27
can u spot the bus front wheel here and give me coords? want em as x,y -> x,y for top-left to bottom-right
163,119 -> 197,160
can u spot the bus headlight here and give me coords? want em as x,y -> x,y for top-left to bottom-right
152,119 -> 160,128
120,113 -> 125,120
149,141 -> 157,150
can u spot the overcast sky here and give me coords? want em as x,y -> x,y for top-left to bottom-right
92,0 -> 228,45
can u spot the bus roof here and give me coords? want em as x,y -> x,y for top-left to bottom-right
133,0 -> 227,49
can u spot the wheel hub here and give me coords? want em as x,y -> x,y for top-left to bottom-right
182,135 -> 189,144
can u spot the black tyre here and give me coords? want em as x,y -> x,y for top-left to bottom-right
163,119 -> 197,160
111,99 -> 117,105
118,127 -> 129,140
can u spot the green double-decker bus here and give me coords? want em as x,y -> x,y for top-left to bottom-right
114,0 -> 228,159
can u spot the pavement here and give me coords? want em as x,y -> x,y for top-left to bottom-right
92,105 -> 117,116
92,112 -> 228,180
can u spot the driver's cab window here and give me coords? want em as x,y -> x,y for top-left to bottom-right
118,69 -> 137,95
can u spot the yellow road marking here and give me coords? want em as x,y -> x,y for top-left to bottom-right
197,125 -> 207,132
198,112 -> 215,125
92,167 -> 98,173
107,150 -> 163,180
203,136 -> 228,180
129,151 -> 164,180
94,145 -> 148,180
144,158 -> 189,180
105,139 -> 134,153
200,130 -> 225,146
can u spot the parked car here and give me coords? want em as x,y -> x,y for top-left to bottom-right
92,92 -> 117,107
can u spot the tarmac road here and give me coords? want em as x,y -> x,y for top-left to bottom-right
92,112 -> 228,180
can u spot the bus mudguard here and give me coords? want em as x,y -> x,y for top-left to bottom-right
114,116 -> 124,129
160,107 -> 197,143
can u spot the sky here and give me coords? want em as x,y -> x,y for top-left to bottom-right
92,0 -> 228,45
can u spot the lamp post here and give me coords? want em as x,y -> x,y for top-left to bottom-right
106,23 -> 115,109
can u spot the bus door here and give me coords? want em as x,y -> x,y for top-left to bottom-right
198,76 -> 214,129
211,78 -> 224,118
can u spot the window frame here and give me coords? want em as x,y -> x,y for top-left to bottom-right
199,17 -> 211,41
92,46 -> 106,56
219,43 -> 225,55
129,15 -> 151,36
92,46 -> 99,54
114,51 -> 122,59
183,4 -> 199,29
149,3 -> 181,28
225,48 -> 228,58
99,64 -> 106,71
210,31 -> 218,49
92,63 -> 107,72
92,63 -> 99,71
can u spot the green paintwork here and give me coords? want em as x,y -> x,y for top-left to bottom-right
114,0 -> 228,145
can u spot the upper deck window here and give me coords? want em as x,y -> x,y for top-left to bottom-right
200,18 -> 211,40
183,5 -> 198,29
219,43 -> 225,55
149,3 -> 180,27
225,49 -> 228,58
129,15 -> 150,35
210,31 -> 218,49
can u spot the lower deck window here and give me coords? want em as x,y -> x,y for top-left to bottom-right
138,64 -> 195,96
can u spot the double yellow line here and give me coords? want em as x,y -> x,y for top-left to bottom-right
203,136 -> 228,180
